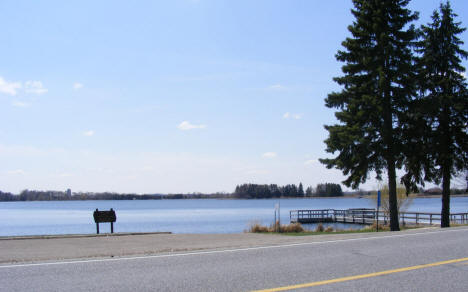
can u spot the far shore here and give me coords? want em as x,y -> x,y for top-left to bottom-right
0,193 -> 466,203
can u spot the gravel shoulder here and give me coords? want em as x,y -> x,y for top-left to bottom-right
0,227 -> 450,264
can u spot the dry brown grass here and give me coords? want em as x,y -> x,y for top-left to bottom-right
247,221 -> 305,233
324,226 -> 334,232
281,223 -> 305,233
248,223 -> 270,233
315,223 -> 325,232
363,221 -> 390,231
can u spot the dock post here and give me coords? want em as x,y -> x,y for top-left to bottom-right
96,223 -> 100,234
111,222 -> 114,233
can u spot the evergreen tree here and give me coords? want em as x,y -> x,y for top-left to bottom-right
298,183 -> 305,197
320,0 -> 418,231
417,2 -> 468,227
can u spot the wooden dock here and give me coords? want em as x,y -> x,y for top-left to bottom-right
290,209 -> 468,226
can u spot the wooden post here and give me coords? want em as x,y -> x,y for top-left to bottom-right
430,214 -> 432,225
111,222 -> 114,233
376,209 -> 379,232
416,213 -> 419,225
96,223 -> 100,234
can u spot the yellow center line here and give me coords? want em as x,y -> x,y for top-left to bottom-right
252,257 -> 468,292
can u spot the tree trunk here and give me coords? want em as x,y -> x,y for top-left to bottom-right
382,83 -> 400,232
441,162 -> 451,228
440,104 -> 451,228
387,158 -> 400,231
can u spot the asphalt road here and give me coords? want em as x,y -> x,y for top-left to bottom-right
0,227 -> 467,291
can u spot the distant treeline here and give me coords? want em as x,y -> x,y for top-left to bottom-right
233,183 -> 343,199
0,190 -> 229,202
0,183 -> 343,201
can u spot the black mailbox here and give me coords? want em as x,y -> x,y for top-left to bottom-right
93,208 -> 116,234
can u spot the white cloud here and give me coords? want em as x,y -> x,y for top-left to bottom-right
25,81 -> 48,95
73,82 -> 84,90
262,152 -> 277,158
462,72 -> 467,80
245,169 -> 269,175
6,169 -> 25,175
178,121 -> 206,130
304,159 -> 319,165
268,84 -> 286,90
12,100 -> 31,107
83,130 -> 95,136
57,173 -> 73,178
283,112 -> 303,119
0,77 -> 21,96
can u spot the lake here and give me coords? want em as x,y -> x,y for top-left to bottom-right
0,197 -> 467,236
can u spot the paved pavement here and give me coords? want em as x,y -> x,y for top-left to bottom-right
0,227 -> 467,291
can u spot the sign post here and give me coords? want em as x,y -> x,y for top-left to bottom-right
376,191 -> 381,232
273,203 -> 278,232
275,201 -> 281,233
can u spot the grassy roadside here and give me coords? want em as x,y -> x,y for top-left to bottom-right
279,226 -> 419,236
248,221 -> 441,236
279,223 -> 468,236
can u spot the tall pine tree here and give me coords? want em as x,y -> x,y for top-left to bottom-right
320,0 -> 418,231
298,183 -> 305,197
417,2 -> 468,227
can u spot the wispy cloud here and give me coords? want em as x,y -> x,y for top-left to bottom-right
245,169 -> 269,175
283,112 -> 303,119
73,82 -> 84,90
57,172 -> 73,178
267,84 -> 286,91
6,169 -> 25,175
178,121 -> 206,131
12,100 -> 31,107
83,130 -> 95,136
25,81 -> 48,95
0,77 -> 21,96
304,159 -> 318,165
262,152 -> 277,158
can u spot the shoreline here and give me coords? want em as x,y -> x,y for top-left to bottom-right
1,193 -> 466,203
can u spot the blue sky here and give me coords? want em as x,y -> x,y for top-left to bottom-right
1,0 -> 467,194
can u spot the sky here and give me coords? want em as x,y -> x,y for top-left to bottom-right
1,0 -> 467,194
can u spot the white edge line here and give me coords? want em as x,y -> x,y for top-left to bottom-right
1,228 -> 467,269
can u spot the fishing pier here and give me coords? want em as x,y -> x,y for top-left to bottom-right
290,208 -> 468,226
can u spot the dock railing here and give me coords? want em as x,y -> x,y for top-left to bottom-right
290,209 -> 468,226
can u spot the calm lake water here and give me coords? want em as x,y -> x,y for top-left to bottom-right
0,197 -> 467,236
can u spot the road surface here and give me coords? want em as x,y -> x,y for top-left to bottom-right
0,227 -> 467,291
